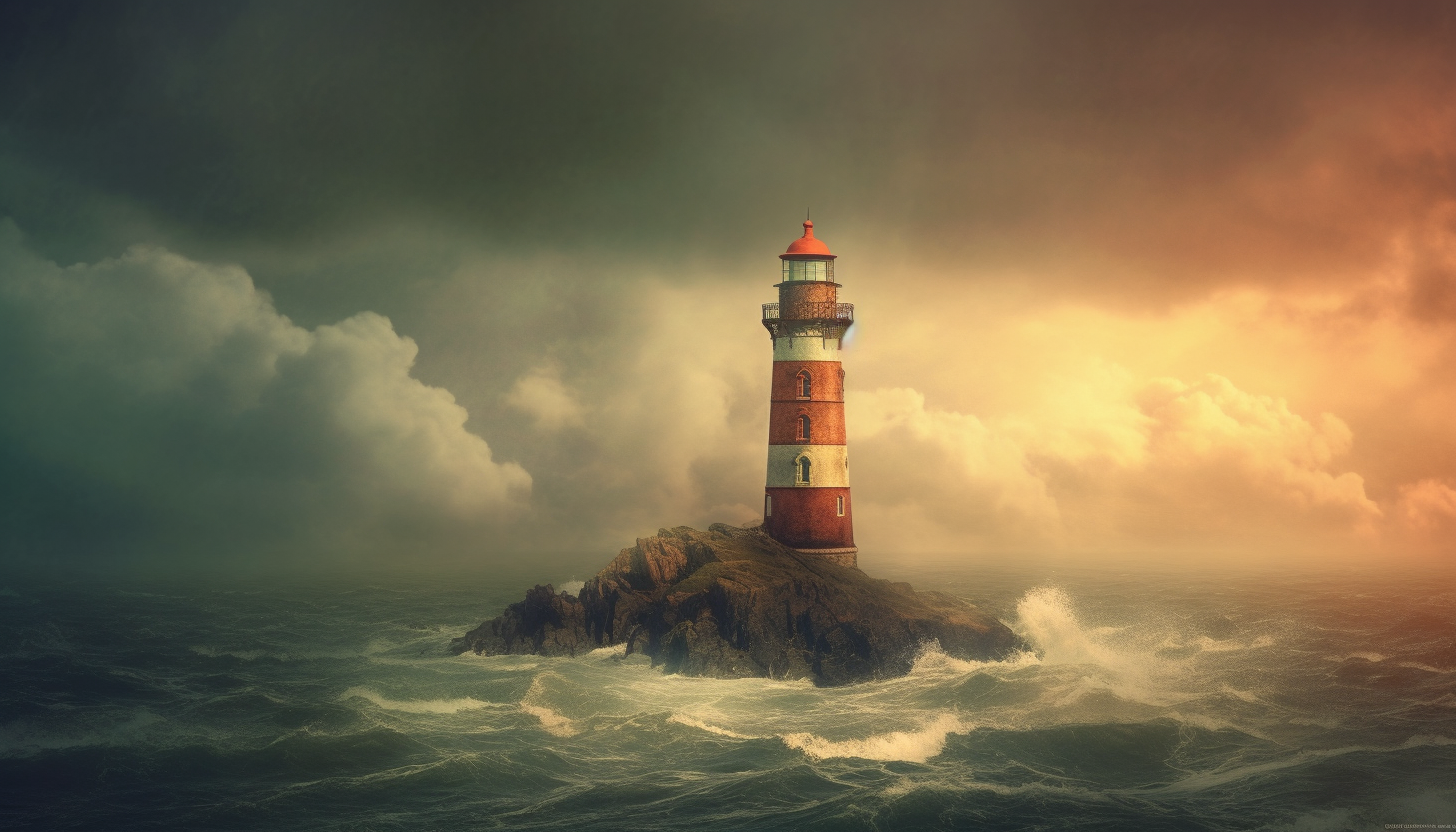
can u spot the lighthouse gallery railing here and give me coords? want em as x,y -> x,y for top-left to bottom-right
761,302 -> 853,323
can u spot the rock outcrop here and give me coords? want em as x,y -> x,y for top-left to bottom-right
452,523 -> 1023,686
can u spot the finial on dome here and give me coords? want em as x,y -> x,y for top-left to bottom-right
782,216 -> 834,258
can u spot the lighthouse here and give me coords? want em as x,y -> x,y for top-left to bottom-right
761,219 -> 857,567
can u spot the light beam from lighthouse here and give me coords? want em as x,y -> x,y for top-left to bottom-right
761,219 -> 857,568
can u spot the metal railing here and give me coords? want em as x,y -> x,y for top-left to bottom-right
762,302 -> 853,323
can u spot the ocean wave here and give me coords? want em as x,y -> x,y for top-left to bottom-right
668,713 -> 757,740
1150,734 -> 1456,794
1217,683 -> 1262,704
1015,587 -> 1145,675
1191,634 -> 1275,653
191,645 -> 272,661
191,644 -> 385,663
1255,808 -> 1358,832
0,710 -> 165,758
520,703 -> 576,737
521,676 -> 578,737
1397,661 -> 1455,674
455,652 -> 541,670
1326,651 -> 1387,663
340,687 -> 505,715
909,642 -> 1042,676
778,712 -> 969,762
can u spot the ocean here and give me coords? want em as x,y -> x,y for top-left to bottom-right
2,558 -> 1454,831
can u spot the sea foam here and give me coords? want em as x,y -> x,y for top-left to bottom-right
778,712 -> 969,762
340,687 -> 503,715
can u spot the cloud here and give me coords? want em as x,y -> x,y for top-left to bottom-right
505,364 -> 585,431
1399,479 -> 1456,529
529,279 -> 768,539
850,386 -> 1058,526
1136,374 -> 1378,520
0,222 -> 529,562
846,371 -> 1379,557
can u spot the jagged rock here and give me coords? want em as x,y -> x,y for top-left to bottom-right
457,583 -> 592,657
452,524 -> 1023,686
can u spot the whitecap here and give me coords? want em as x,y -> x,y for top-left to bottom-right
1015,587 -> 1139,674
778,712 -> 968,763
340,687 -> 505,715
909,641 -> 1041,676
668,713 -> 756,740
520,675 -> 578,737
520,703 -> 577,736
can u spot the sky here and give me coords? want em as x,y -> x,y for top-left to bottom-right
2,1 -> 1455,571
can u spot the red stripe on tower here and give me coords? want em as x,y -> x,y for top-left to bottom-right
761,219 -> 857,568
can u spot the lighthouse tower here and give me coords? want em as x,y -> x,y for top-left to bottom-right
761,219 -> 857,567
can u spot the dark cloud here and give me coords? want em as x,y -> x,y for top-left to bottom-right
0,224 -> 529,565
5,1 -> 1456,289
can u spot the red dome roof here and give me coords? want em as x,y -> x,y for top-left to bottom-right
780,219 -> 836,259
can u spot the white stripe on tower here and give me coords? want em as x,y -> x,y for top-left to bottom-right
772,338 -> 843,362
765,445 -> 850,488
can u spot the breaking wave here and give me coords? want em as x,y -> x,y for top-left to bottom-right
340,687 -> 504,715
779,712 -> 969,762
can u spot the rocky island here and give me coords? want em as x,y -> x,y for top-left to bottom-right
452,523 -> 1022,686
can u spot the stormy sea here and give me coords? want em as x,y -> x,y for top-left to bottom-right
3,560 -> 1454,832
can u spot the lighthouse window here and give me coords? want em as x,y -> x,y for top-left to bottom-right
836,495 -> 845,516
781,260 -> 835,282
797,371 -> 811,399
797,456 -> 811,484
798,414 -> 811,441
765,494 -> 772,517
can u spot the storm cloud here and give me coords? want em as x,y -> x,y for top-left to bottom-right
0,224 -> 528,563
3,2 -> 1456,566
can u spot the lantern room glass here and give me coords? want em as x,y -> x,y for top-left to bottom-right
781,259 -> 835,282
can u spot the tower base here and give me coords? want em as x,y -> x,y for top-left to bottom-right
785,546 -> 858,568
764,486 -> 854,558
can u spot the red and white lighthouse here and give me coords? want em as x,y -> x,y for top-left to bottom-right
761,219 -> 857,567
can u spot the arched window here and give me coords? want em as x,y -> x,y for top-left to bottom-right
765,494 -> 772,517
836,495 -> 845,516
797,370 -> 812,399
797,455 -> 811,484
798,414 -> 811,441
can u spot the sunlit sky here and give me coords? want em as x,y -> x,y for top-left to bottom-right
2,2 -> 1454,570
